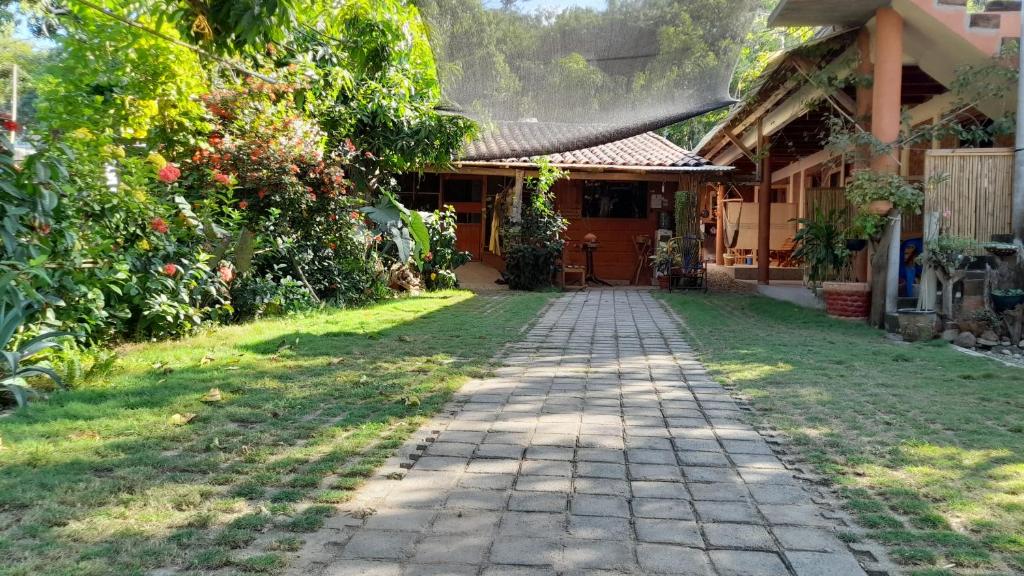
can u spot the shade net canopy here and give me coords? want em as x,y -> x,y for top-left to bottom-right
416,0 -> 758,160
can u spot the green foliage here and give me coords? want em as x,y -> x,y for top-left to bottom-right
792,208 -> 851,285
0,301 -> 67,407
502,159 -> 569,291
229,273 -> 316,321
921,234 -> 976,276
844,170 -> 926,215
422,205 -> 471,291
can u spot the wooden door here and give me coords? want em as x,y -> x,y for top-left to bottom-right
442,176 -> 485,260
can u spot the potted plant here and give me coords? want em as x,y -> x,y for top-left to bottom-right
845,170 -> 926,217
844,215 -> 877,253
651,242 -> 680,289
792,208 -> 868,318
992,288 -> 1024,313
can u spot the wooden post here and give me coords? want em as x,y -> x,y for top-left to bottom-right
918,212 -> 940,311
715,184 -> 725,265
510,169 -> 524,222
758,120 -> 771,285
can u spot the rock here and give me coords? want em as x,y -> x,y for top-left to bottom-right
977,338 -> 1000,348
982,330 -> 1000,342
955,332 -> 977,348
1002,349 -> 1013,356
941,329 -> 959,343
1002,339 -> 1012,346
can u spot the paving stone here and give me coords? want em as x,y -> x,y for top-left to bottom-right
446,489 -> 509,510
709,550 -> 789,576
625,436 -> 673,450
525,446 -> 574,461
758,504 -> 833,527
749,483 -> 811,505
489,537 -> 561,566
560,539 -> 636,571
431,510 -> 501,534
570,494 -> 630,518
637,544 -> 715,575
413,534 -> 490,564
458,472 -> 516,491
786,550 -> 868,575
702,523 -> 776,550
631,480 -> 690,500
341,530 -> 417,560
628,463 -> 683,481
516,475 -> 572,493
688,482 -> 750,502
405,564 -> 479,576
415,456 -> 468,472
324,560 -> 402,576
573,477 -> 630,497
635,519 -> 704,546
427,442 -> 478,458
633,497 -> 695,520
509,491 -> 567,512
773,527 -> 846,552
499,511 -> 567,538
567,515 -> 632,539
481,567 -> 556,576
363,508 -> 435,531
693,500 -> 761,524
683,466 -> 742,483
521,460 -> 572,477
466,459 -> 520,475
476,444 -> 526,460
627,448 -> 677,465
576,448 -> 625,463
576,461 -> 626,479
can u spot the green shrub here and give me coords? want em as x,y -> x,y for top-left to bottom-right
422,206 -> 471,291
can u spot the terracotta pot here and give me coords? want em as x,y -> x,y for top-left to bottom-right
866,199 -> 893,215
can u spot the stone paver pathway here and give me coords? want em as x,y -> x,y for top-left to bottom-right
302,291 -> 866,576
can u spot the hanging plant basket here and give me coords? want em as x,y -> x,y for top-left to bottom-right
865,200 -> 893,215
845,238 -> 868,252
983,242 -> 1018,258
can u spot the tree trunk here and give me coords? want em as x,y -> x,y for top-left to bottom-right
869,219 -> 896,327
234,229 -> 256,275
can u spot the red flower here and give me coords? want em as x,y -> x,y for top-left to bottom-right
150,217 -> 169,234
208,133 -> 224,147
257,189 -> 267,199
328,213 -> 338,222
213,172 -> 231,186
288,164 -> 300,175
328,242 -> 337,250
349,211 -> 361,220
3,120 -> 18,132
37,223 -> 51,236
308,192 -> 317,202
162,263 -> 179,277
238,200 -> 249,210
218,265 -> 234,283
158,163 -> 181,184
424,251 -> 434,262
344,139 -> 357,153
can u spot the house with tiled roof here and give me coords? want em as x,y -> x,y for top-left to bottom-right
399,125 -> 731,284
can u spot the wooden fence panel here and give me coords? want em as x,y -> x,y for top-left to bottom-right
924,148 -> 1013,243
805,188 -> 855,228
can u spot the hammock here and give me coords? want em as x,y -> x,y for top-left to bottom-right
722,187 -> 744,249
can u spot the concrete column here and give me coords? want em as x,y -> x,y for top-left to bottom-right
715,184 -> 725,265
870,8 -> 904,174
758,120 -> 771,285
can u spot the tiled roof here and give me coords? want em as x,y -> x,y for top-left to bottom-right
462,122 -> 722,171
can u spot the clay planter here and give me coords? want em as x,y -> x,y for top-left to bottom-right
897,308 -> 938,342
822,282 -> 870,320
866,199 -> 893,215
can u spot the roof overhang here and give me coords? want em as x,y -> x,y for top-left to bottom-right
768,0 -> 889,27
451,161 -> 734,175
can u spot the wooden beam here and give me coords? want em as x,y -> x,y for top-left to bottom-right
758,120 -> 771,285
511,170 -> 524,222
791,55 -> 858,116
724,130 -> 757,163
772,149 -> 833,183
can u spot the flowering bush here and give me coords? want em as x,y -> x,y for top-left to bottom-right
422,206 -> 471,290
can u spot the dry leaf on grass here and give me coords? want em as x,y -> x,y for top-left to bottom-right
201,388 -> 223,403
169,413 -> 197,426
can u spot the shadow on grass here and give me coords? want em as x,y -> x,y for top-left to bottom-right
0,292 -> 549,575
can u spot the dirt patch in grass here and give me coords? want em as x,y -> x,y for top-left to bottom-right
660,293 -> 1024,575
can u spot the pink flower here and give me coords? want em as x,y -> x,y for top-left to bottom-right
158,163 -> 181,184
218,266 -> 234,283
424,252 -> 433,262
349,211 -> 361,221
238,200 -> 249,210
344,139 -> 357,153
162,263 -> 179,277
213,172 -> 231,186
150,217 -> 169,234
308,192 -> 317,202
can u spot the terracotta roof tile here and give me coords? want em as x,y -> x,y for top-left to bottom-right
462,122 -> 719,170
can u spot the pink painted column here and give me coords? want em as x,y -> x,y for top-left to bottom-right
870,8 -> 904,174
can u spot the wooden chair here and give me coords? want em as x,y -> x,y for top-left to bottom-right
771,238 -> 798,268
668,236 -> 708,293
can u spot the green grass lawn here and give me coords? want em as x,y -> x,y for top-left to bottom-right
0,291 -> 550,576
660,293 -> 1024,576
